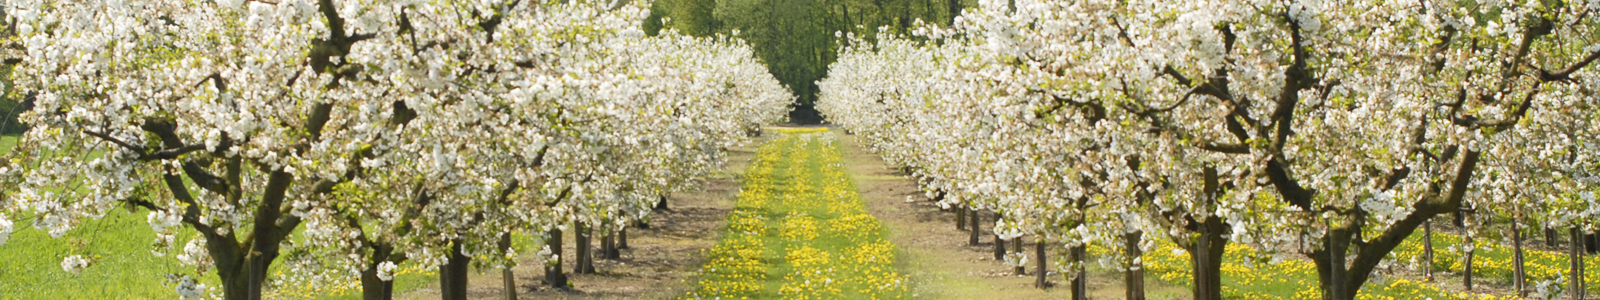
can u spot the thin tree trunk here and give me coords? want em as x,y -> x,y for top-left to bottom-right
500,233 -> 517,300
1125,231 -> 1146,300
956,204 -> 967,231
545,229 -> 568,288
618,227 -> 629,250
576,222 -> 595,274
655,195 -> 668,211
1572,227 -> 1586,300
1318,225 -> 1350,300
995,233 -> 1007,261
968,207 -> 981,246
601,230 -> 615,260
1424,220 -> 1435,281
1036,239 -> 1049,289
604,229 -> 621,259
1547,226 -> 1558,247
439,240 -> 471,300
1013,237 -> 1025,275
1464,231 -> 1474,291
1514,219 -> 1526,297
1070,244 -> 1087,300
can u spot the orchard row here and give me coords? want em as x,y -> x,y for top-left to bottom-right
0,1 -> 793,299
818,1 -> 1600,300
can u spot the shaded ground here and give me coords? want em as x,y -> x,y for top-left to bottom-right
396,139 -> 760,300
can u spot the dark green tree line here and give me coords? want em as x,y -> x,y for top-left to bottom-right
645,0 -> 966,123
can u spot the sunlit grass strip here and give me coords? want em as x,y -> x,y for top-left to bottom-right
1389,230 -> 1600,297
1122,237 -> 1524,299
684,130 -> 907,299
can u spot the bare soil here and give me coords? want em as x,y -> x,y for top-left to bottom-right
396,140 -> 760,300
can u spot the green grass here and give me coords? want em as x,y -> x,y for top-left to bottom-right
0,208 -> 212,299
0,134 -> 439,299
685,130 -> 909,299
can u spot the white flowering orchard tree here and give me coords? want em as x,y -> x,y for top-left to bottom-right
0,1 -> 792,300
0,0 -> 424,299
822,1 -> 1600,300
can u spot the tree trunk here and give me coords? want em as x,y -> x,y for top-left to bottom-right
618,227 -> 629,250
1036,239 -> 1049,289
576,222 -> 596,274
968,207 -> 981,246
545,228 -> 568,288
1125,231 -> 1146,300
359,261 -> 396,300
655,195 -> 668,211
1589,233 -> 1600,254
1070,244 -> 1088,300
500,233 -> 517,300
439,240 -> 471,300
197,170 -> 301,300
1513,220 -> 1526,297
603,229 -> 621,260
1316,226 -> 1350,300
1572,227 -> 1586,300
995,233 -> 1007,261
1013,237 -> 1025,275
1423,220 -> 1435,282
1547,226 -> 1558,247
956,204 -> 966,231
1190,223 -> 1226,300
358,244 -> 398,300
1464,232 -> 1474,291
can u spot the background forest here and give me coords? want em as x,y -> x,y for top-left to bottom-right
643,0 -> 968,123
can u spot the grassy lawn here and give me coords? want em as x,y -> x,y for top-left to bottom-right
0,134 -> 440,299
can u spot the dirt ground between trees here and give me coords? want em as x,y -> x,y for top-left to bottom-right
395,128 -> 1193,300
832,129 -> 1191,300
396,138 -> 761,300
390,127 -> 1544,300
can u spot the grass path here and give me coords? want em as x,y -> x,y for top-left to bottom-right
684,128 -> 908,299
